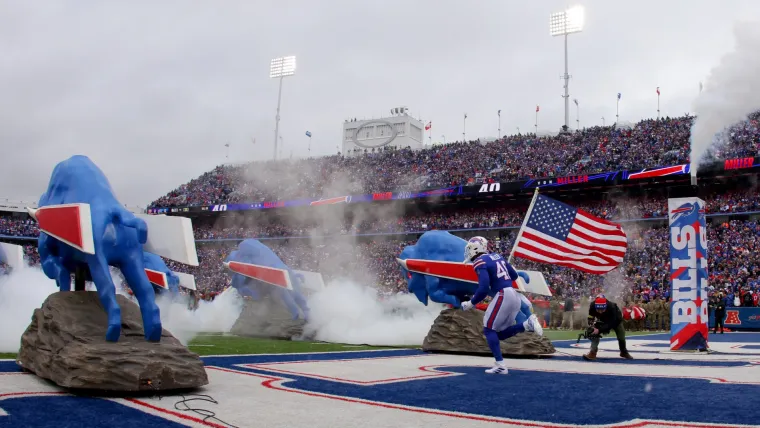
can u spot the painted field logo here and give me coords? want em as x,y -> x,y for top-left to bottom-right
725,310 -> 742,325
667,197 -> 708,351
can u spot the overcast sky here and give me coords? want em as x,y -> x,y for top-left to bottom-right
0,0 -> 757,207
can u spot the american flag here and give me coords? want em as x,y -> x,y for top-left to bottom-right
512,194 -> 627,274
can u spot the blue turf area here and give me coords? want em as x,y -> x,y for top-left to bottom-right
701,332 -> 760,342
0,396 -> 191,428
208,350 -> 760,427
4,348 -> 759,426
0,361 -> 20,373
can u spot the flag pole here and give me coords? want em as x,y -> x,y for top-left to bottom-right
657,87 -> 661,119
508,186 -> 541,265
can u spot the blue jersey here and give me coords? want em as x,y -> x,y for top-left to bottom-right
470,253 -> 519,305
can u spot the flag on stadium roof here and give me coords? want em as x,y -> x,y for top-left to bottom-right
305,131 -> 312,137
617,92 -> 621,100
511,194 -> 627,274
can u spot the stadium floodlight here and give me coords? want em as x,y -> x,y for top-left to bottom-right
549,6 -> 584,36
550,5 -> 584,132
270,56 -> 297,160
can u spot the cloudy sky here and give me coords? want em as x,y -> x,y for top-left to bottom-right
0,0 -> 757,207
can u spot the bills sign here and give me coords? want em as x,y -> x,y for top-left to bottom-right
668,197 -> 709,351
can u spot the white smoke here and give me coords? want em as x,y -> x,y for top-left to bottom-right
303,278 -> 444,346
0,265 -> 58,353
1,263 -> 242,350
155,287 -> 244,345
690,22 -> 760,175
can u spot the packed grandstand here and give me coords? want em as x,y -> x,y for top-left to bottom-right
2,113 -> 760,315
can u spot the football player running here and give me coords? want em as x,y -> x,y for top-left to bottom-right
461,236 -> 543,374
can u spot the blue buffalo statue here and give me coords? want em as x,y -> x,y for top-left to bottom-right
142,251 -> 180,294
225,239 -> 309,320
398,231 -> 533,322
33,155 -> 162,342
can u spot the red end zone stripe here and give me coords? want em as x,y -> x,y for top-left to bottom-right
122,398 -> 228,427
228,261 -> 290,288
36,205 -> 83,248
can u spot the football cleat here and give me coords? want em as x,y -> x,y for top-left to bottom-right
485,364 -> 509,375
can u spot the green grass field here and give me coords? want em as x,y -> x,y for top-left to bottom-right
0,329 -> 659,360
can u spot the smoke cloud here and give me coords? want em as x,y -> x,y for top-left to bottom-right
303,278 -> 443,346
0,264 -> 243,353
690,22 -> 760,174
211,148 -> 428,346
154,287 -> 244,345
0,265 -> 58,353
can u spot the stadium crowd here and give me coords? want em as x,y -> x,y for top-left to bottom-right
11,217 -> 758,306
177,218 -> 760,311
4,188 -> 758,241
3,110 -> 760,324
148,113 -> 760,209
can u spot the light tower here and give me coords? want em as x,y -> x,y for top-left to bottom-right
269,55 -> 296,160
550,5 -> 584,132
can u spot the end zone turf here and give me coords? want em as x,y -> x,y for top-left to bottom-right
3,335 -> 760,427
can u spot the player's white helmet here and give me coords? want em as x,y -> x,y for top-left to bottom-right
464,236 -> 489,262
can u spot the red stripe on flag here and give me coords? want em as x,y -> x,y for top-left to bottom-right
576,209 -> 624,228
512,249 -> 615,274
564,233 -> 627,258
574,215 -> 627,237
513,195 -> 627,274
522,231 -> 620,264
569,226 -> 627,248
515,240 -> 612,267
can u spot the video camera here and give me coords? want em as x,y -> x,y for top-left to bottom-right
577,320 -> 603,343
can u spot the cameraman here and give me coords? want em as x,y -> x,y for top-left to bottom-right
583,295 -> 633,361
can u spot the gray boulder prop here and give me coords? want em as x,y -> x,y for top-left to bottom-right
422,308 -> 555,355
230,295 -> 306,340
17,291 -> 208,392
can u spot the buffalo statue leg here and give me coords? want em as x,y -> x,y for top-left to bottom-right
38,234 -> 72,291
277,288 -> 302,320
292,291 -> 310,320
56,264 -> 72,292
426,276 -> 459,307
120,255 -> 162,341
87,254 -> 122,342
74,265 -> 86,292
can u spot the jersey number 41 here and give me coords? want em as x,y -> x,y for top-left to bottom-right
496,260 -> 510,280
